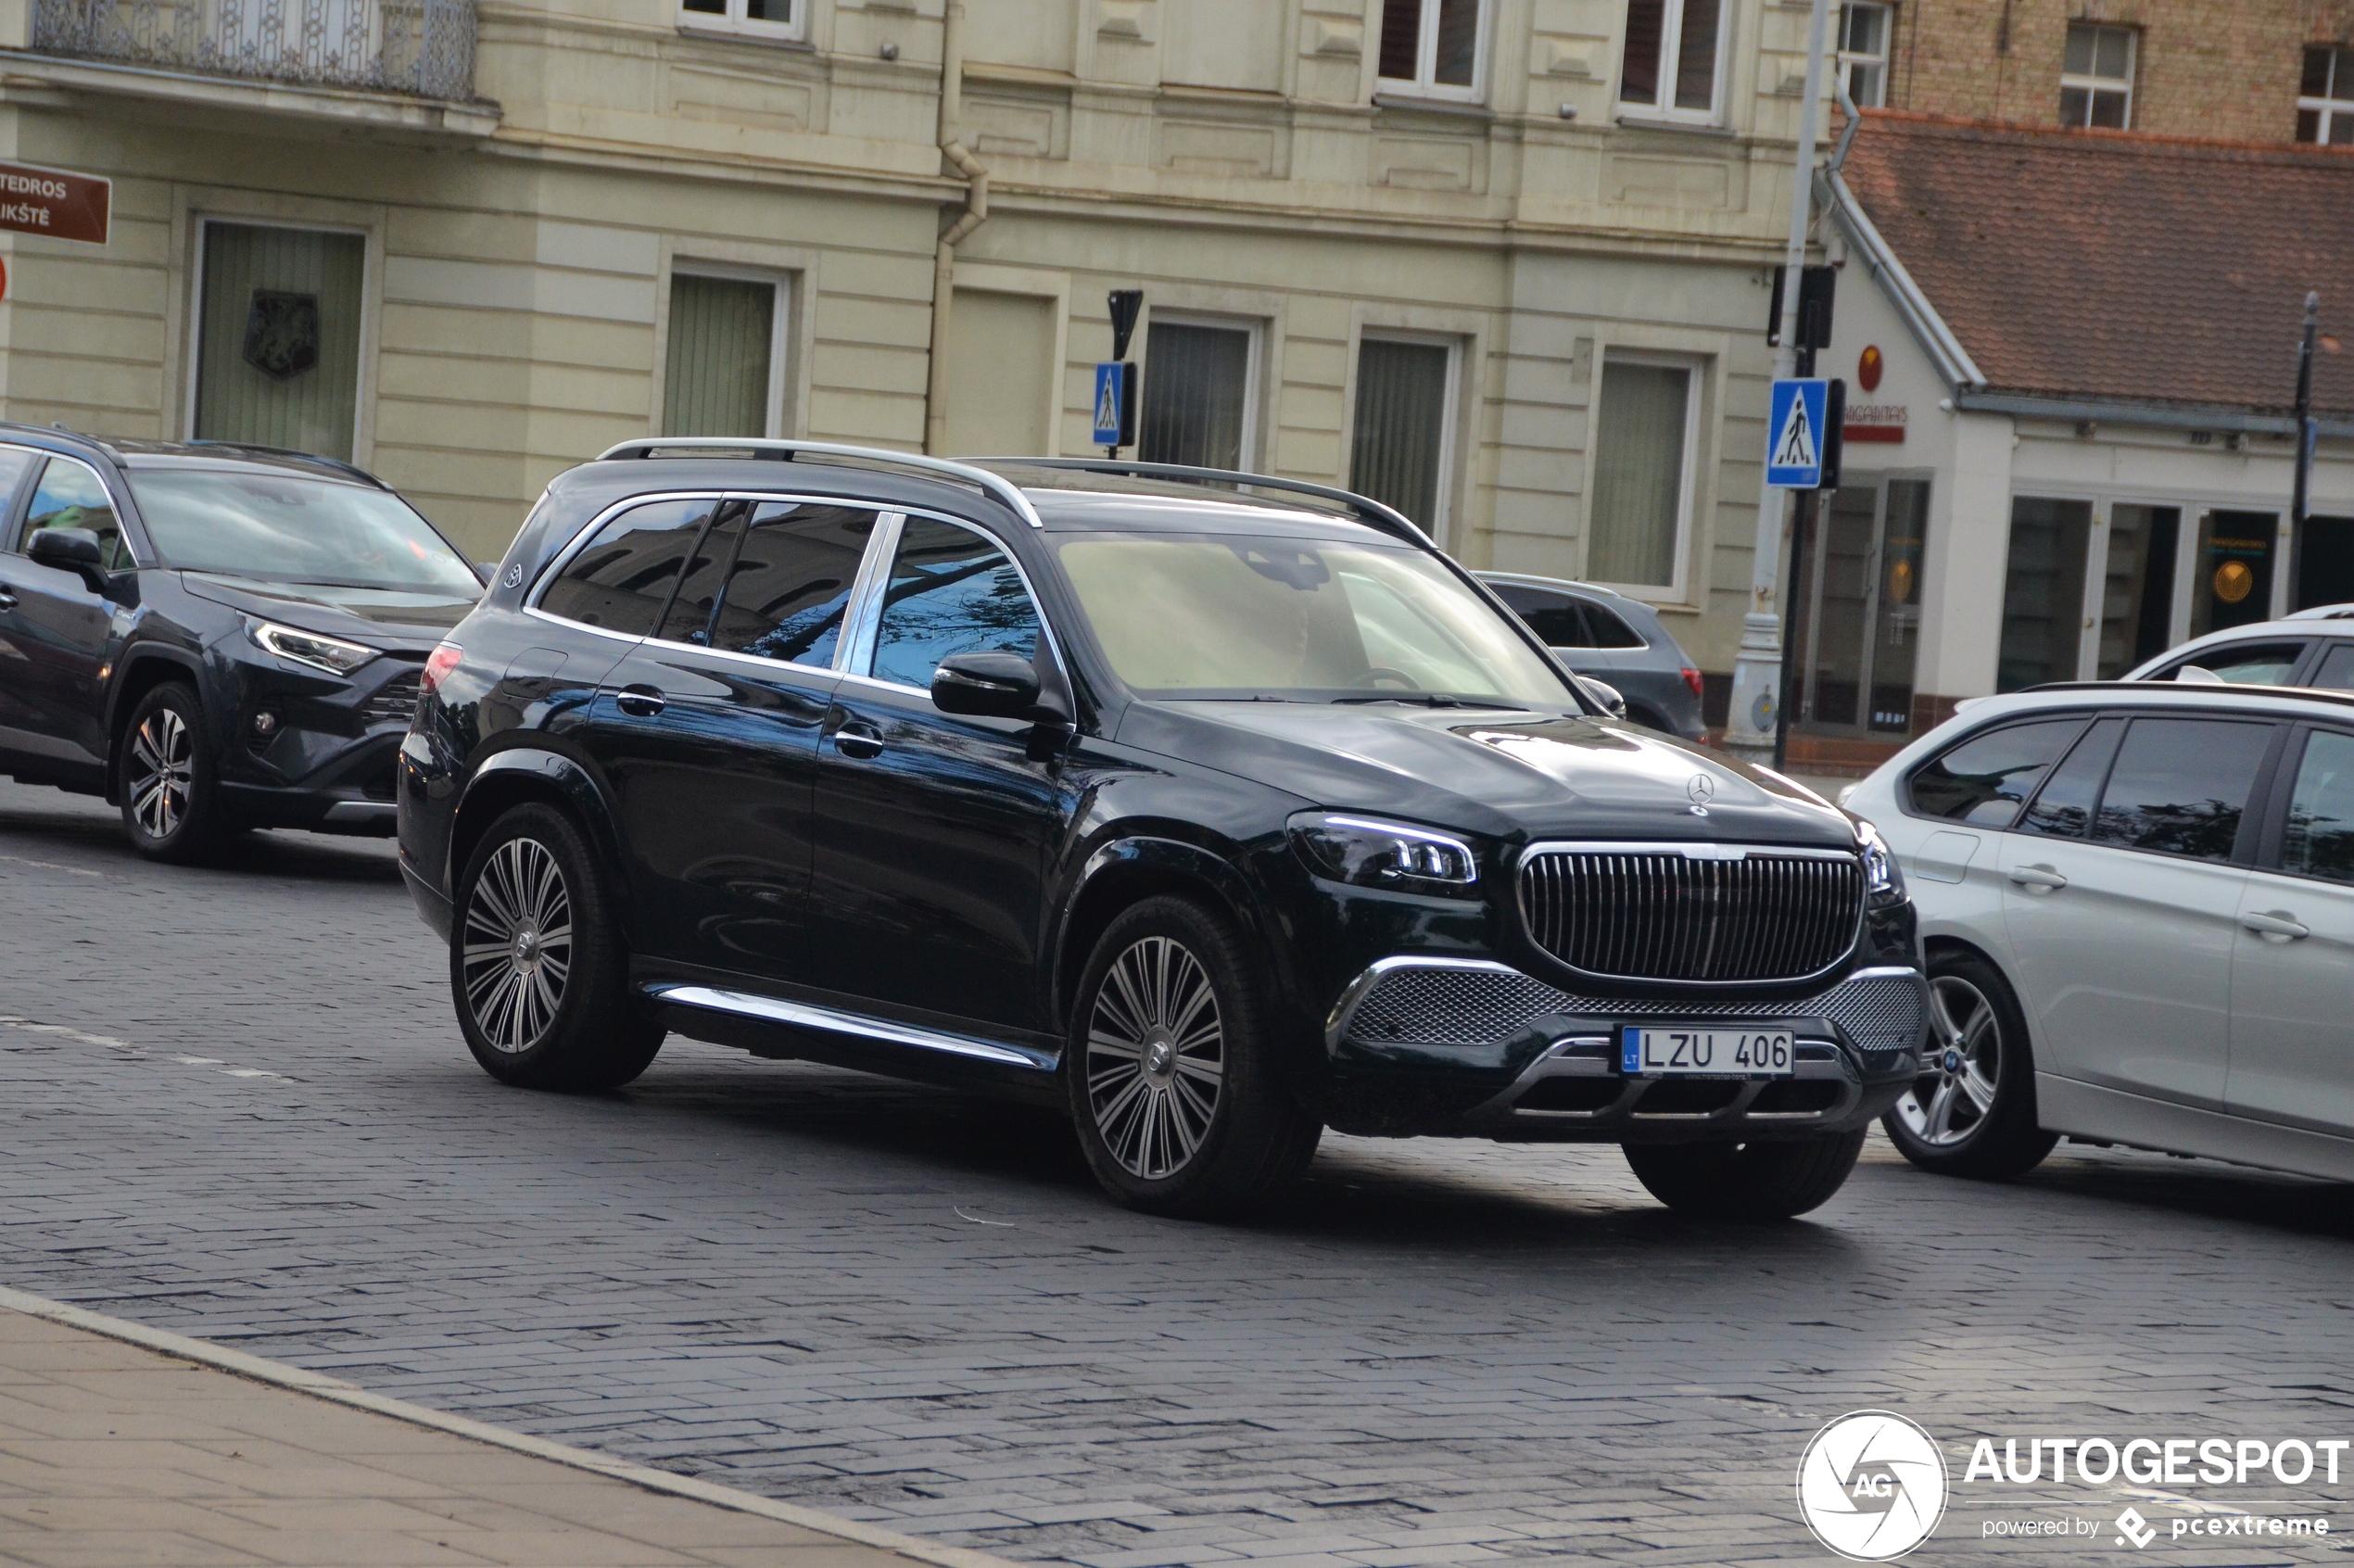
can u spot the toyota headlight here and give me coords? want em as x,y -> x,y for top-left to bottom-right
1289,813 -> 1479,895
245,618 -> 379,677
1856,817 -> 1906,907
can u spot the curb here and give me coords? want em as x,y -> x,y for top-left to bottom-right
0,1283 -> 1023,1568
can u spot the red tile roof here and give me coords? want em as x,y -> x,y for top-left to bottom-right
1840,111 -> 2354,419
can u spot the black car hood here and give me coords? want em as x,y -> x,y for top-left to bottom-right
179,572 -> 477,652
1125,701 -> 1855,847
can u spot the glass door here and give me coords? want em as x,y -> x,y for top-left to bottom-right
2189,510 -> 2280,637
1795,475 -> 1930,738
2095,504 -> 2181,678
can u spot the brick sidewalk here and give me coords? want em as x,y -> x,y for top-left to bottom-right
0,1292 -> 1013,1568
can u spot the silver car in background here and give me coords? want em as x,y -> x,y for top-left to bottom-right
1479,573 -> 1708,741
1844,682 -> 2354,1187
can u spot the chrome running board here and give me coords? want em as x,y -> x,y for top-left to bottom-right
644,983 -> 1057,1072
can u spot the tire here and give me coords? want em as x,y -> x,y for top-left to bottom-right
451,802 -> 663,1092
1881,951 -> 2057,1180
117,682 -> 232,864
1066,895 -> 1322,1220
1622,1129 -> 1868,1220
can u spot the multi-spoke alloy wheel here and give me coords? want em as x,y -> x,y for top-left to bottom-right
461,835 -> 574,1056
1880,953 -> 2057,1181
126,708 -> 193,841
1896,974 -> 2001,1147
1087,935 -> 1225,1179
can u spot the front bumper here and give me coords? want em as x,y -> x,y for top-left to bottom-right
1319,960 -> 1925,1142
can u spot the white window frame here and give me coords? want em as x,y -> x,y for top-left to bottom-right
1587,349 -> 1702,603
1139,310 -> 1263,473
1839,2 -> 1893,109
2299,44 -> 2354,144
1352,329 -> 1462,544
676,0 -> 802,44
184,214 -> 372,458
2059,21 -> 2136,129
1374,0 -> 1491,104
661,263 -> 791,440
1616,0 -> 1733,127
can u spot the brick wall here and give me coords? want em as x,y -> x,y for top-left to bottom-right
1886,0 -> 2354,142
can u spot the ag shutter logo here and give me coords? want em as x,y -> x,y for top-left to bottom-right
1797,1411 -> 1950,1561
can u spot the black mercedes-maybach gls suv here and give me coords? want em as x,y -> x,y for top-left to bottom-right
399,441 -> 1927,1220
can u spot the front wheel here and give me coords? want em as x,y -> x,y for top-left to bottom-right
1622,1130 -> 1867,1220
1882,953 -> 2057,1180
452,802 -> 663,1092
118,682 -> 231,864
1067,896 -> 1321,1220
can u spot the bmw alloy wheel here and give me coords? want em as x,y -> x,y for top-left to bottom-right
1085,934 -> 1226,1179
1896,973 -> 2003,1146
126,708 -> 193,840
461,836 -> 574,1055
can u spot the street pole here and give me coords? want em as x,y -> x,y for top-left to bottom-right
1725,0 -> 1836,765
2292,290 -> 2320,612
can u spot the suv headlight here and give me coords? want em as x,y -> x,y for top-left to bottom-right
245,617 -> 379,677
1856,817 -> 1906,907
1289,812 -> 1479,895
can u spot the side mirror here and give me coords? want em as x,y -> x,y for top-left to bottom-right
28,526 -> 108,590
1576,674 -> 1627,719
932,651 -> 1044,719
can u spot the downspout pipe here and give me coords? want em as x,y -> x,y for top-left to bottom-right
924,0 -> 989,456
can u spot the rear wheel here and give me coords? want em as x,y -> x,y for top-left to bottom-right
1882,953 -> 2057,1180
1622,1129 -> 1867,1220
118,682 -> 231,864
452,803 -> 662,1091
1067,896 -> 1321,1220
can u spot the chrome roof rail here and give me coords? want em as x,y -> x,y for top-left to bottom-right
991,457 -> 1432,548
594,437 -> 1045,530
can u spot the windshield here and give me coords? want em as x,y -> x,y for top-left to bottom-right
127,468 -> 483,595
1055,532 -> 1576,708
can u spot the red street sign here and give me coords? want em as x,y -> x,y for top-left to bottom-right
0,163 -> 109,246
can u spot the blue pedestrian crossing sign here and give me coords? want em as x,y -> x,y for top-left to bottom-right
1093,361 -> 1134,449
1766,378 -> 1829,488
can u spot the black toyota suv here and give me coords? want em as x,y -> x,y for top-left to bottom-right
0,424 -> 483,860
399,442 -> 1926,1221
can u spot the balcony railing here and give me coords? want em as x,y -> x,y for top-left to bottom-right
32,0 -> 475,102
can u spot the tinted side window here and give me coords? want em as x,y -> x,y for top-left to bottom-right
538,499 -> 715,637
868,517 -> 1040,691
1905,718 -> 2085,827
707,501 -> 875,668
2019,717 -> 2122,838
2312,643 -> 2354,690
0,447 -> 42,530
657,503 -> 745,646
1493,586 -> 1591,648
1583,601 -> 1646,649
2090,717 -> 2272,863
23,456 -> 132,569
2160,640 -> 2306,685
2281,729 -> 2354,884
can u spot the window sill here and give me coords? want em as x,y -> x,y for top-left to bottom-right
1613,112 -> 1733,137
1373,90 -> 1494,120
675,23 -> 813,51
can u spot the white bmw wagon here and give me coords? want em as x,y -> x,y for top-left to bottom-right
1843,682 -> 2354,1183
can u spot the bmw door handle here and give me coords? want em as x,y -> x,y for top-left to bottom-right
614,685 -> 665,717
834,721 -> 884,760
0,588 -> 16,610
2006,864 -> 2069,892
2240,910 -> 2311,942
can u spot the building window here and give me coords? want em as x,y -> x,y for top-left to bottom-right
1140,318 -> 1257,471
1377,0 -> 1486,97
1840,3 -> 1892,108
677,0 -> 798,39
1588,357 -> 1696,592
191,221 -> 365,462
1349,335 -> 1457,537
2298,44 -> 2354,145
1619,0 -> 1727,121
663,272 -> 783,439
2059,21 -> 2134,129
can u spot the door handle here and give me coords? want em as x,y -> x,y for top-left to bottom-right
0,588 -> 16,610
833,721 -> 884,760
2240,910 -> 2311,942
614,685 -> 665,717
2007,864 -> 2069,891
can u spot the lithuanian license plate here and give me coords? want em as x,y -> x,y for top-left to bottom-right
1620,1027 -> 1794,1078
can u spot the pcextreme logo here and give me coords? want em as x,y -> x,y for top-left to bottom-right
1797,1410 -> 1951,1562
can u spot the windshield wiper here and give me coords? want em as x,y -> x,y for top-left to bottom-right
1329,693 -> 1525,710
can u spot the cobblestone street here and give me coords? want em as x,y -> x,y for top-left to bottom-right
5,779 -> 2353,1567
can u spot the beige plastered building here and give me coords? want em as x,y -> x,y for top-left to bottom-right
0,0 -> 1841,697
